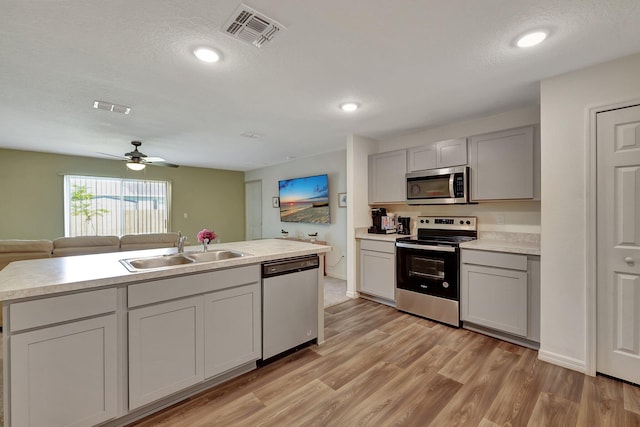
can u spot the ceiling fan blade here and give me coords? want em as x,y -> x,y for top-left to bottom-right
144,156 -> 166,162
98,151 -> 128,160
148,161 -> 179,168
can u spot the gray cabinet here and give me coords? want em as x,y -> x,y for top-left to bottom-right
204,283 -> 261,378
358,239 -> 395,302
128,296 -> 204,410
461,249 -> 540,343
468,126 -> 535,200
127,266 -> 261,410
9,290 -> 118,427
408,138 -> 467,172
368,149 -> 407,204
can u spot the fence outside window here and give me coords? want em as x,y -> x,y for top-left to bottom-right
64,175 -> 171,237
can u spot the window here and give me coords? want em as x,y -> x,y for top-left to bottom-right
64,175 -> 171,237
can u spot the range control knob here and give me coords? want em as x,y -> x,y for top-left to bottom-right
459,220 -> 464,225
466,220 -> 471,225
425,219 -> 430,223
443,282 -> 449,289
420,219 -> 425,224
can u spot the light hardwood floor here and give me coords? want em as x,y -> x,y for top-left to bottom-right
130,299 -> 640,427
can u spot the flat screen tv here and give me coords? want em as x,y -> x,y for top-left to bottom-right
278,174 -> 330,224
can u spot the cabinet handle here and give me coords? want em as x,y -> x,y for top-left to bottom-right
625,257 -> 634,265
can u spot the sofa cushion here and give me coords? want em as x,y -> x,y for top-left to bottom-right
0,240 -> 54,270
52,236 -> 120,257
120,232 -> 179,251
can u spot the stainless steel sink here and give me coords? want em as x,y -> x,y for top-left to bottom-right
120,254 -> 194,271
120,250 -> 248,272
184,250 -> 246,263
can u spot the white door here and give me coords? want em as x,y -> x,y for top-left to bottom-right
245,180 -> 262,240
596,104 -> 640,384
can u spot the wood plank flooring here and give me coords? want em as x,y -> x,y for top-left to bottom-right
129,298 -> 640,427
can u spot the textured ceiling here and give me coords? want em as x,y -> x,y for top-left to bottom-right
1,0 -> 640,171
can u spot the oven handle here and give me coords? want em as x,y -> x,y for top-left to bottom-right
395,242 -> 456,253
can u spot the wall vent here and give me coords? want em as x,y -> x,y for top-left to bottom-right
222,4 -> 284,48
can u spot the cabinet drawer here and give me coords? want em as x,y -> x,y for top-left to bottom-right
360,239 -> 395,254
128,265 -> 260,308
10,288 -> 117,332
461,249 -> 527,271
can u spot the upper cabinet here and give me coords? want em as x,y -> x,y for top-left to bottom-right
408,138 -> 467,172
469,126 -> 538,201
369,149 -> 407,204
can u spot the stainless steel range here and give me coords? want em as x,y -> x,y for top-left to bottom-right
395,216 -> 477,327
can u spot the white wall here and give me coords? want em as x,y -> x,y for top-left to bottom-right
539,52 -> 640,372
346,135 -> 379,297
245,150 -> 347,279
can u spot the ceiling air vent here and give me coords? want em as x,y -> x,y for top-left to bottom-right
222,4 -> 284,48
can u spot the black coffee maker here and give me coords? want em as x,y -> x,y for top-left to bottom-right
397,216 -> 411,235
368,208 -> 387,234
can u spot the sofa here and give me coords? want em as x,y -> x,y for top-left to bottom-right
0,232 -> 180,327
0,233 -> 180,268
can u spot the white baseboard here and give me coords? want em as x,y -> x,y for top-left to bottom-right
538,349 -> 587,373
346,290 -> 358,298
326,272 -> 347,280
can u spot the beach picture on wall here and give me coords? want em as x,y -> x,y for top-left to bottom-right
278,174 -> 330,224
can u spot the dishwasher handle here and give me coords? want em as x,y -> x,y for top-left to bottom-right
262,255 -> 319,278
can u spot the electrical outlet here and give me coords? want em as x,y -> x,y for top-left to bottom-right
496,215 -> 505,224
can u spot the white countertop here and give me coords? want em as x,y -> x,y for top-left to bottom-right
0,239 -> 331,302
355,228 -> 414,242
460,232 -> 540,256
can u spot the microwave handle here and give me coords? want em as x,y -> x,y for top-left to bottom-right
449,173 -> 455,198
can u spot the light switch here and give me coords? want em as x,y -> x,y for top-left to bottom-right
183,212 -> 188,219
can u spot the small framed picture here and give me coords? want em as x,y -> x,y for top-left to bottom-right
338,192 -> 347,208
272,197 -> 280,208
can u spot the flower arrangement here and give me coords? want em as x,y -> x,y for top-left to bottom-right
197,228 -> 217,252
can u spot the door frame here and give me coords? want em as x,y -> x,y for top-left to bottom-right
586,98 -> 640,376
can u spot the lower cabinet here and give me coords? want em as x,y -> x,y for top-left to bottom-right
358,239 -> 396,301
10,314 -> 118,427
128,296 -> 204,410
461,249 -> 540,343
128,274 -> 261,410
204,283 -> 261,378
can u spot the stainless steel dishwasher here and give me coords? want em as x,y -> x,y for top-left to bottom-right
261,255 -> 319,360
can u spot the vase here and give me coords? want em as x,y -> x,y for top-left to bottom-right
202,239 -> 209,252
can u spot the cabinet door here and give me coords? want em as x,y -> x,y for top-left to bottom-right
369,149 -> 407,203
359,249 -> 395,301
461,264 -> 527,336
11,315 -> 118,427
408,145 -> 436,172
129,296 -> 204,410
204,283 -> 261,378
436,138 -> 467,168
469,126 -> 534,200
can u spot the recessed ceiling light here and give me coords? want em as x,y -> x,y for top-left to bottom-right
193,47 -> 220,63
340,102 -> 359,112
516,31 -> 548,48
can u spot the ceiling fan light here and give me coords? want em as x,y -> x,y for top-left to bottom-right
126,161 -> 146,171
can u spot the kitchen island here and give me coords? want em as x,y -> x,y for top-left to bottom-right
0,239 -> 330,427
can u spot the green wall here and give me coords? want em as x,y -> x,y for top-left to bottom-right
0,148 -> 246,243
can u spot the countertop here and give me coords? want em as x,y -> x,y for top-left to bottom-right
459,232 -> 540,256
0,239 -> 331,302
355,228 -> 414,242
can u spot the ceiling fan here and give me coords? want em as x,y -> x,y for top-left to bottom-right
104,141 -> 179,170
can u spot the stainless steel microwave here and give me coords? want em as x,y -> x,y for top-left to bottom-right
406,166 -> 469,205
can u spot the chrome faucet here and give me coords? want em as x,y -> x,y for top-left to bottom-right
177,231 -> 187,253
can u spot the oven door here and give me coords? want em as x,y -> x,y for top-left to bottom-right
396,242 -> 459,300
